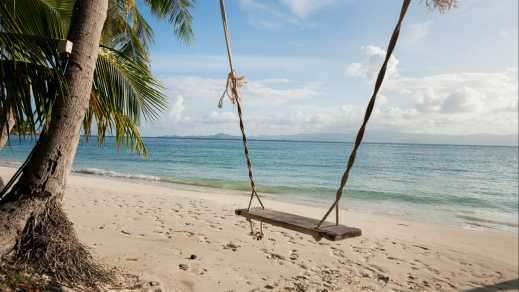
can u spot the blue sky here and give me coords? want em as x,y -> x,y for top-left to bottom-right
140,0 -> 518,138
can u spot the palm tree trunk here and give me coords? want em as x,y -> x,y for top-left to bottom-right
0,108 -> 14,149
0,0 -> 109,285
0,108 -> 15,189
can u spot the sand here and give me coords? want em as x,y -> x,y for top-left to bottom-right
0,166 -> 517,291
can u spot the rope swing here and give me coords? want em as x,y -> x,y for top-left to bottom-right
218,0 -> 411,241
219,0 -> 265,239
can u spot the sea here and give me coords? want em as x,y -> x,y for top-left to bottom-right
1,136 -> 517,232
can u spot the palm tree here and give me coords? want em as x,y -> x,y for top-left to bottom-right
0,0 -> 193,287
0,0 -> 163,189
0,0 -> 189,153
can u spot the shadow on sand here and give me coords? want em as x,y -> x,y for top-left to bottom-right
463,279 -> 518,292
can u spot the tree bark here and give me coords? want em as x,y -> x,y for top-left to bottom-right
0,108 -> 15,149
0,0 -> 109,284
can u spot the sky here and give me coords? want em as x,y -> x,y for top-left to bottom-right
139,0 -> 518,139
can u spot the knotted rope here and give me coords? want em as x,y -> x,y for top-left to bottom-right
218,0 -> 264,239
316,0 -> 411,228
218,72 -> 247,108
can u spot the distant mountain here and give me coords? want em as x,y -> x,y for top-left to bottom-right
161,133 -> 238,140
201,133 -> 237,140
160,132 -> 518,146
257,131 -> 518,146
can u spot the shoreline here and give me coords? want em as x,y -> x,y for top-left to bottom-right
2,158 -> 518,233
73,167 -> 519,233
0,165 -> 518,290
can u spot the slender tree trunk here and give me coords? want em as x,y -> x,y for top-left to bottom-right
0,0 -> 109,285
0,108 -> 15,149
0,108 -> 15,189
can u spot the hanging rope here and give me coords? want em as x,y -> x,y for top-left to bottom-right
317,0 -> 411,228
219,0 -> 265,239
218,0 -> 264,213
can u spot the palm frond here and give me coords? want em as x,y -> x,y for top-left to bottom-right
85,91 -> 148,156
0,0 -> 70,39
81,46 -> 166,155
103,0 -> 153,60
141,0 -> 194,43
95,46 -> 167,122
38,0 -> 75,20
1,0 -> 190,157
0,47 -> 66,136
0,0 -> 69,139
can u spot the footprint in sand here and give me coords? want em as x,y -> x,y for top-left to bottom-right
197,234 -> 211,244
174,230 -> 195,237
209,223 -> 223,230
223,242 -> 240,252
289,249 -> 299,261
279,231 -> 294,240
261,248 -> 287,262
330,246 -> 346,259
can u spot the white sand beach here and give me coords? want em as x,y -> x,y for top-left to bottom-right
1,166 -> 516,291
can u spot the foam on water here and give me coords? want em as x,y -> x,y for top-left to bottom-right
76,168 -> 161,181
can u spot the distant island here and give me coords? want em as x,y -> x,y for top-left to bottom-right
159,131 -> 518,147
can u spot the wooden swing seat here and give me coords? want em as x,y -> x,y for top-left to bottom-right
235,208 -> 362,241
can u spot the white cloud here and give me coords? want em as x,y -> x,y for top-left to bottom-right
344,46 -> 518,136
168,95 -> 185,121
441,87 -> 484,113
279,0 -> 336,19
204,111 -> 236,125
161,75 -> 319,105
145,67 -> 517,137
403,21 -> 433,45
415,88 -> 441,113
387,71 -> 517,113
242,79 -> 319,104
152,53 -> 332,77
144,45 -> 518,137
236,0 -> 336,29
162,76 -> 223,103
498,30 -> 511,39
240,104 -> 365,135
142,76 -> 322,136
238,0 -> 274,12
237,0 -> 298,29
382,70 -> 518,135
346,45 -> 400,80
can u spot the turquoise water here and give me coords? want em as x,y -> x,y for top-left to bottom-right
1,137 -> 518,231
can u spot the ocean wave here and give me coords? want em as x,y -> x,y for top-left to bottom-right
74,168 -> 162,181
457,215 -> 519,228
73,168 -> 497,209
74,168 -> 311,192
74,168 -> 271,192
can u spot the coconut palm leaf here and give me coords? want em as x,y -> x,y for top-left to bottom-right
140,0 -> 194,43
0,0 -> 70,137
0,0 -> 68,39
0,0 -> 193,156
83,46 -> 166,156
84,90 -> 148,156
0,59 -> 63,134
